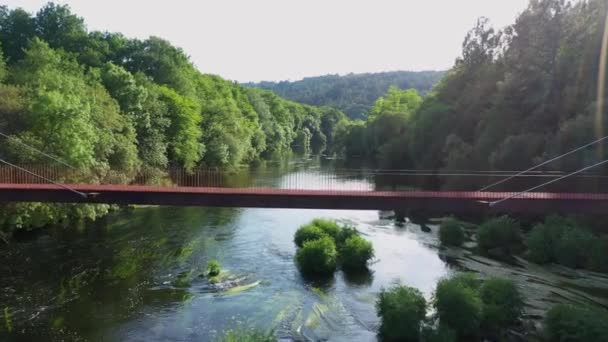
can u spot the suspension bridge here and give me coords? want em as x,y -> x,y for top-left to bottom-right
1,132 -> 608,214
1,165 -> 608,214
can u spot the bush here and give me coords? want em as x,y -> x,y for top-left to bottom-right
555,227 -> 595,269
207,260 -> 221,277
480,278 -> 524,332
450,272 -> 481,290
294,224 -> 328,248
376,284 -> 427,341
335,226 -> 359,248
587,237 -> 608,272
544,304 -> 608,342
439,217 -> 465,246
340,235 -> 374,270
311,218 -> 341,240
526,223 -> 564,264
434,275 -> 483,338
477,216 -> 522,255
544,214 -> 579,229
293,219 -> 375,277
526,216 -> 607,272
295,236 -> 337,275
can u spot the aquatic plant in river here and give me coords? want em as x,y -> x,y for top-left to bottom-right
207,260 -> 221,277
293,219 -> 374,276
295,236 -> 338,276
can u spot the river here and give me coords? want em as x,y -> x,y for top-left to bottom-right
1,158 -> 607,341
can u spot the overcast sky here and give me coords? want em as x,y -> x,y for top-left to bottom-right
5,0 -> 530,82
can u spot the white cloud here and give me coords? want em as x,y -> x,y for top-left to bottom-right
4,0 -> 530,82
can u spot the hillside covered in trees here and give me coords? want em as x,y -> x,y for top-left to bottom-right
0,3 -> 348,231
246,70 -> 444,120
337,0 -> 608,181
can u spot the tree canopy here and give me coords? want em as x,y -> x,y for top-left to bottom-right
246,70 -> 443,120
335,0 -> 608,185
0,2 -> 349,232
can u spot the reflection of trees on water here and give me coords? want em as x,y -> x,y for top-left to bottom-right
0,206 -> 241,339
343,268 -> 374,287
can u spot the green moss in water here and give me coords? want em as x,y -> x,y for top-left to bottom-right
4,307 -> 12,333
207,260 -> 221,277
173,270 -> 196,288
217,328 -> 275,342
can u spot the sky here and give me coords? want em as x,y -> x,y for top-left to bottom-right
5,0 -> 530,82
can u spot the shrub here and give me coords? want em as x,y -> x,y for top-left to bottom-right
294,224 -> 328,248
555,227 -> 595,269
439,217 -> 465,247
340,235 -> 374,270
587,237 -> 608,273
311,218 -> 341,240
480,278 -> 524,332
526,223 -> 564,264
207,260 -> 221,277
544,215 -> 579,229
434,275 -> 483,338
544,304 -> 608,342
477,216 -> 521,255
376,284 -> 427,341
450,272 -> 481,290
335,226 -> 359,248
527,216 -> 606,271
295,236 -> 337,275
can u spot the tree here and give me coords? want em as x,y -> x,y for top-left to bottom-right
0,6 -> 36,62
247,70 -> 444,120
122,37 -> 197,97
11,38 -> 98,168
0,41 -> 6,82
459,17 -> 502,67
101,62 -> 147,116
367,86 -> 422,120
157,86 -> 203,170
34,3 -> 87,52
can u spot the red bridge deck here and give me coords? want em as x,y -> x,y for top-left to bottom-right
1,184 -> 607,214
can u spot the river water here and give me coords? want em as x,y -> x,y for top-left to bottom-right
1,159 -> 607,341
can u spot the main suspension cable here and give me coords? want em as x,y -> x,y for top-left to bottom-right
489,159 -> 608,207
478,135 -> 608,192
0,131 -> 77,170
0,157 -> 87,198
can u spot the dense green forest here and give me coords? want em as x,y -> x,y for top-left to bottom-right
0,3 -> 348,232
245,70 -> 444,120
336,0 -> 608,181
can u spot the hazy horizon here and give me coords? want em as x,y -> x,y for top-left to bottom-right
246,69 -> 445,84
5,0 -> 529,82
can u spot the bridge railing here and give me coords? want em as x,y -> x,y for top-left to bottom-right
2,165 -> 608,193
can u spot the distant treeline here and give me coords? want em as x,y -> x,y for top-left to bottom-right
0,3 -> 348,232
245,70 -> 444,120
